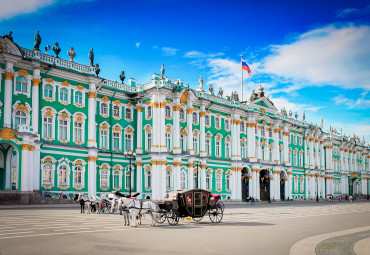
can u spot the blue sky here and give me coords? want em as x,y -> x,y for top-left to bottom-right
1,0 -> 369,142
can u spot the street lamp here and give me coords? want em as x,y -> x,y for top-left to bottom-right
124,150 -> 136,197
194,159 -> 201,189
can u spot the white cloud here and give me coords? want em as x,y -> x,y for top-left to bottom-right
331,122 -> 370,143
269,95 -> 323,115
135,42 -> 141,48
336,5 -> 370,19
332,91 -> 370,109
262,24 -> 370,90
0,0 -> 54,21
161,47 -> 179,56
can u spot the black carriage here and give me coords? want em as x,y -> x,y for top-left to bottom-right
157,189 -> 224,225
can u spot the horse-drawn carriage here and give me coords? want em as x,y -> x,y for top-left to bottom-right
157,189 -> 224,225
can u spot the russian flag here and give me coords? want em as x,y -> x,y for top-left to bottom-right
242,60 -> 251,76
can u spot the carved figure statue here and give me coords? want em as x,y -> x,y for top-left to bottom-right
44,45 -> 51,54
302,111 -> 305,121
4,31 -> 13,41
294,112 -> 298,119
95,63 -> 100,77
89,48 -> 94,66
289,110 -> 292,118
52,42 -> 61,58
160,64 -> 165,79
249,90 -> 256,101
68,47 -> 76,62
199,76 -> 204,91
232,90 -> 239,101
218,87 -> 224,97
208,84 -> 214,94
33,30 -> 41,51
120,71 -> 126,83
320,117 -> 323,128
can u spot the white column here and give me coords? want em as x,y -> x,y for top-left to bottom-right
199,105 -> 206,157
275,173 -> 280,200
31,74 -> 41,133
136,162 -> 142,194
252,169 -> 257,199
231,113 -> 241,160
272,125 -> 280,163
33,144 -> 41,190
248,176 -> 253,198
4,69 -> 14,128
362,177 -> 367,196
20,144 -> 34,191
320,141 -> 325,170
87,90 -> 97,148
136,105 -> 143,154
186,103 -> 194,155
151,162 -> 159,200
151,96 -> 160,153
200,161 -> 207,190
87,151 -> 97,197
317,176 -> 321,198
247,120 -> 257,161
304,173 -> 309,199
173,162 -> 181,191
160,161 -> 166,199
269,174 -> 274,200
315,139 -> 320,168
309,138 -> 314,169
159,99 -> 167,153
283,127 -> 290,165
173,100 -> 181,154
188,162 -> 194,189
310,174 -> 316,199
288,171 -> 292,199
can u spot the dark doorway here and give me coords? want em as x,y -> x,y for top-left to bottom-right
280,178 -> 285,201
241,168 -> 249,201
259,170 -> 270,201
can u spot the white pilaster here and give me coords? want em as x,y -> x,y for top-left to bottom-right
136,105 -> 143,154
186,100 -> 194,155
199,105 -> 206,157
246,119 -> 257,162
173,98 -> 181,154
87,88 -> 97,148
4,64 -> 14,128
87,150 -> 98,197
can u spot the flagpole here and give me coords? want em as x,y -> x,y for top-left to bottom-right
241,55 -> 243,102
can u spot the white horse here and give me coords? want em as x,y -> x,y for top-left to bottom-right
128,199 -> 159,227
73,194 -> 92,214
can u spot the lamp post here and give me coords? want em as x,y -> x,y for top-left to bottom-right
194,159 -> 201,189
124,150 -> 136,197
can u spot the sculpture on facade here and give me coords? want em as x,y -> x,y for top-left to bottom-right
120,71 -> 126,83
218,87 -> 224,98
289,110 -> 292,118
52,42 -> 61,58
95,63 -> 100,76
198,76 -> 204,91
249,90 -> 256,101
294,112 -> 298,119
302,111 -> 305,122
4,31 -> 13,41
68,47 -> 76,62
208,84 -> 214,94
33,30 -> 41,51
160,64 -> 165,79
89,48 -> 94,66
231,90 -> 239,101
44,45 -> 51,54
320,117 -> 323,128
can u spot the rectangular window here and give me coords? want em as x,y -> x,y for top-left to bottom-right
216,141 -> 221,157
74,122 -> 82,143
101,130 -> 107,148
146,133 -> 151,151
125,133 -> 132,151
225,142 -> 230,158
166,133 -> 172,150
43,117 -> 52,138
113,132 -> 120,150
205,139 -> 210,155
59,120 -> 68,140
193,137 -> 198,154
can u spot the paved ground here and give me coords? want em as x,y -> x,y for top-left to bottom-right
0,201 -> 369,255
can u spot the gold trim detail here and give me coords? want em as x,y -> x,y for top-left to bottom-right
88,92 -> 96,98
21,144 -> 35,151
87,156 -> 98,161
32,78 -> 41,86
4,72 -> 14,80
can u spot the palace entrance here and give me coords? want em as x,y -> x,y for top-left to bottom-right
241,168 -> 249,201
259,169 -> 270,201
0,143 -> 19,190
280,172 -> 286,201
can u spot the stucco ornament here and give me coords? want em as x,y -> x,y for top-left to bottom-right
0,128 -> 17,141
33,30 -> 41,51
68,47 -> 76,62
53,42 -> 61,58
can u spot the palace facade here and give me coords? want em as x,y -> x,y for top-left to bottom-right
0,34 -> 369,202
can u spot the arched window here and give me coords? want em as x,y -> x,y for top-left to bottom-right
180,134 -> 186,153
165,105 -> 171,118
101,170 -> 108,188
261,126 -> 265,137
166,171 -> 172,190
165,132 -> 172,150
225,119 -> 230,130
205,114 -> 210,126
215,139 -> 221,157
193,136 -> 199,154
16,76 -> 27,92
241,142 -> 246,158
299,153 -> 303,167
180,171 -> 186,190
215,117 -> 220,129
113,105 -> 120,118
125,170 -> 132,190
15,111 -> 27,128
216,174 -> 222,191
125,108 -> 132,120
300,176 -> 304,193
146,105 -> 152,119
206,173 -> 211,190
75,91 -> 83,104
146,170 -> 152,188
44,85 -> 53,98
225,140 -> 230,158
58,165 -> 68,185
294,150 -> 298,166
74,166 -> 82,186
101,103 -> 108,115
225,174 -> 230,190
294,176 -> 298,193
113,170 -> 120,188
179,108 -> 185,121
60,88 -> 68,101
261,146 -> 265,160
192,112 -> 198,124
240,122 -> 245,132
42,164 -> 52,184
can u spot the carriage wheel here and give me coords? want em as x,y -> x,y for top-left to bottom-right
209,205 -> 223,223
166,210 -> 179,225
217,202 -> 225,212
158,212 -> 167,224
192,216 -> 204,222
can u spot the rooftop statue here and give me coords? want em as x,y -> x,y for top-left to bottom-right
52,42 -> 61,58
231,90 -> 239,101
44,45 -> 51,54
249,90 -> 256,101
302,111 -> 305,121
68,47 -> 76,62
120,70 -> 126,83
208,84 -> 214,94
294,112 -> 298,120
320,117 -> 323,128
33,30 -> 41,51
160,64 -> 165,79
218,87 -> 223,98
198,76 -> 204,91
4,31 -> 13,41
95,63 -> 100,77
289,110 -> 292,118
89,48 -> 94,66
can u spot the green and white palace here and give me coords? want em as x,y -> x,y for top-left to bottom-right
0,33 -> 369,202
